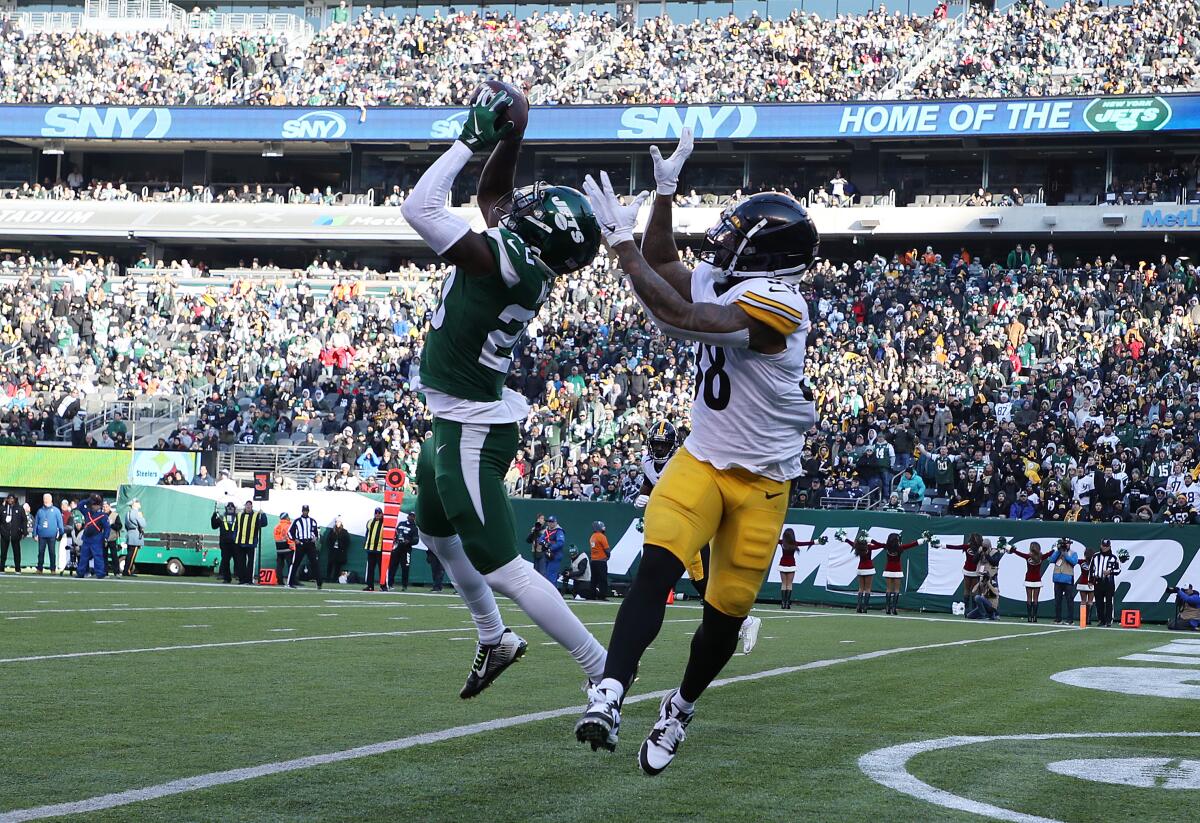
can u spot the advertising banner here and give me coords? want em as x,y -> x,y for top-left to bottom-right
116,486 -> 1199,621
0,446 -> 131,490
6,94 -> 1197,143
127,450 -> 199,485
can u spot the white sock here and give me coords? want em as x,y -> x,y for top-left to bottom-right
421,531 -> 505,646
598,677 -> 625,701
671,690 -> 695,714
484,556 -> 607,681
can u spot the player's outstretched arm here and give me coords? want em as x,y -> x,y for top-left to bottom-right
477,127 -> 523,228
402,86 -> 515,273
642,128 -> 694,300
583,172 -> 784,354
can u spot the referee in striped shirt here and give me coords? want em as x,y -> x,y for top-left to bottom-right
287,505 -> 322,590
1088,539 -> 1121,627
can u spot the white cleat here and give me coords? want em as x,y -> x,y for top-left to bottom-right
459,629 -> 527,699
575,685 -> 621,752
740,615 -> 762,654
637,689 -> 693,776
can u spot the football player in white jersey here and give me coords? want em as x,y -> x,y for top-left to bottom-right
576,129 -> 818,774
636,419 -> 762,656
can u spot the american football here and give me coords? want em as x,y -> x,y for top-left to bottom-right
478,78 -> 529,139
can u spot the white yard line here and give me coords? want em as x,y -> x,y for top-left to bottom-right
786,608 -> 1187,635
0,618 -> 701,666
1,604 -> 416,616
0,627 -> 478,665
0,628 -> 1067,821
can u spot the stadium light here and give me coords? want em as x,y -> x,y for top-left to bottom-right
978,215 -> 1002,228
262,143 -> 284,158
42,141 -> 65,156
1042,215 -> 1058,227
1102,213 -> 1126,227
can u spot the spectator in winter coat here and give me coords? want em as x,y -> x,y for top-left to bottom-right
33,493 -> 63,573
1008,491 -> 1036,520
896,468 -> 926,503
123,499 -> 147,576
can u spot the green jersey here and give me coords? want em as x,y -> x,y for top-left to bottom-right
420,227 -> 552,403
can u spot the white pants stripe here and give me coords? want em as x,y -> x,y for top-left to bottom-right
459,424 -> 489,526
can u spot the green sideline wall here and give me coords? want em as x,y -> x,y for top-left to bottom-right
115,486 -> 1200,622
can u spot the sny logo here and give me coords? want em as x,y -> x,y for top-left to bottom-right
41,107 -> 172,139
281,111 -> 347,140
617,106 -> 757,140
430,110 -> 469,140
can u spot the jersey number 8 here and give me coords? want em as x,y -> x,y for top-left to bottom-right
696,345 -> 731,411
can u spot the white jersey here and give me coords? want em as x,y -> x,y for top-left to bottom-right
1182,481 -> 1200,508
683,264 -> 817,482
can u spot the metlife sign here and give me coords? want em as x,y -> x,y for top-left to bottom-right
6,94 -> 1199,143
1143,207 -> 1200,230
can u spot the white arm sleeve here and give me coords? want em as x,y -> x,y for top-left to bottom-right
401,140 -> 474,256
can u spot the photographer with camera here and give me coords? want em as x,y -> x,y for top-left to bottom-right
966,573 -> 1000,620
526,513 -> 547,578
1168,584 -> 1200,631
563,546 -> 593,600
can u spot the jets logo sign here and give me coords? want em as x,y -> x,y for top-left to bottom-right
1083,96 -> 1172,133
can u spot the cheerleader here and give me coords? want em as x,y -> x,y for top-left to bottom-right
938,532 -> 985,615
1008,541 -> 1049,622
1076,546 -> 1096,623
881,533 -> 922,615
844,531 -> 877,614
775,529 -> 827,610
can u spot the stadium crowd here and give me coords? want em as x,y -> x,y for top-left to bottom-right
0,0 -> 1193,106
915,0 -> 1198,99
3,238 -> 1200,524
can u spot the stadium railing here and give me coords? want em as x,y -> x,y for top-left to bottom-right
217,443 -> 323,485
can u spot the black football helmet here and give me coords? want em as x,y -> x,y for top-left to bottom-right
648,419 -> 678,461
700,192 -> 819,279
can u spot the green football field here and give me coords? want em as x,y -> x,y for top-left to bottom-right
2,574 -> 1197,823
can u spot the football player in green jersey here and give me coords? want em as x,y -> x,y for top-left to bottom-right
401,84 -> 607,698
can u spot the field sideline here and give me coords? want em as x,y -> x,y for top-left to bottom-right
2,574 -> 1196,822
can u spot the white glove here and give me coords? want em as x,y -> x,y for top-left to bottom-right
649,127 -> 694,196
635,494 -> 650,509
582,171 -> 649,247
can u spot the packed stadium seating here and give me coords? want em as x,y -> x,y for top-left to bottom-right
4,240 -> 1199,523
0,0 -> 1195,106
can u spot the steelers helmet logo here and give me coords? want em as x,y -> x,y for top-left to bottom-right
385,469 -> 406,489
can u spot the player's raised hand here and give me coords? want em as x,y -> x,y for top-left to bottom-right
459,86 -> 514,152
582,171 -> 649,247
649,127 -> 694,195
